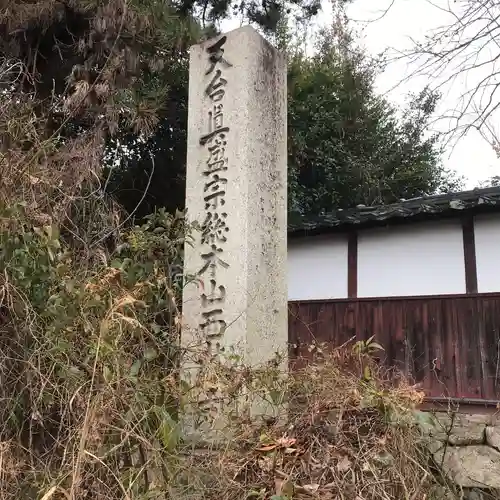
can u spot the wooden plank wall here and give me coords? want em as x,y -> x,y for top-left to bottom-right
288,294 -> 500,401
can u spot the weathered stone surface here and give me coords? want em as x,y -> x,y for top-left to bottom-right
182,25 -> 287,365
463,488 -> 488,500
426,437 -> 445,455
463,489 -> 481,500
463,488 -> 500,500
434,413 -> 490,427
447,428 -> 485,446
431,413 -> 487,445
181,26 -> 287,439
434,445 -> 500,488
486,426 -> 500,451
414,409 -> 439,435
428,485 -> 458,500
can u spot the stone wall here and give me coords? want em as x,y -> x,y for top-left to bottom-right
422,412 -> 500,499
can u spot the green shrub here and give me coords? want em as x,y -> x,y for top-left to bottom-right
0,202 -> 193,498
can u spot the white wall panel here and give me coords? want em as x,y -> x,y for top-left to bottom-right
357,220 -> 465,297
288,234 -> 348,300
474,213 -> 500,293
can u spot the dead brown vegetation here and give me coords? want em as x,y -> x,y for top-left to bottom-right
173,347 -> 442,500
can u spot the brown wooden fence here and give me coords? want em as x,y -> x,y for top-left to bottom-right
288,293 -> 500,402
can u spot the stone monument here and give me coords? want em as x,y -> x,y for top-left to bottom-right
181,26 -> 288,436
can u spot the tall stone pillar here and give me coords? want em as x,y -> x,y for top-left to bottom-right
181,26 -> 287,437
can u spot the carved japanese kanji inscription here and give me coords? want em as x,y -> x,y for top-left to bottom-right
198,36 -> 233,339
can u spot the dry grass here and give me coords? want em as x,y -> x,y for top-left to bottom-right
170,346 -> 444,500
0,329 -> 448,500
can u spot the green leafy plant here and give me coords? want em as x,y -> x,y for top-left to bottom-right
0,196 -> 194,498
352,336 -> 384,381
352,335 -> 385,357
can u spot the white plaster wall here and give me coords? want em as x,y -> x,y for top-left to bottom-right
474,213 -> 500,293
357,220 -> 466,297
288,234 -> 348,300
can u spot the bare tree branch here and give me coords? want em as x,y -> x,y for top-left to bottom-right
349,0 -> 396,24
384,0 -> 500,142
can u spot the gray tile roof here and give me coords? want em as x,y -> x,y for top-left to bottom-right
288,186 -> 500,236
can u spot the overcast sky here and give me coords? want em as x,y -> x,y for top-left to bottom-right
344,0 -> 500,188
222,0 -> 500,188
